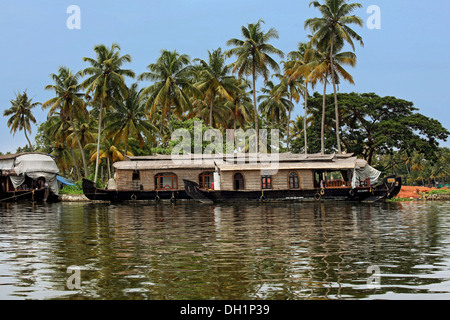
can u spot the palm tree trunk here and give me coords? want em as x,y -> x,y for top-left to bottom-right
94,103 -> 104,183
69,117 -> 88,178
233,110 -> 238,147
286,95 -> 292,152
209,99 -> 214,127
70,147 -> 81,181
252,61 -> 259,151
321,73 -> 328,155
107,157 -> 111,181
24,129 -> 33,152
304,83 -> 308,155
330,35 -> 342,154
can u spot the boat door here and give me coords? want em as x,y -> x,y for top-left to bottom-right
234,173 -> 244,190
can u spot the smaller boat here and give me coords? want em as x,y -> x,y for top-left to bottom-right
0,153 -> 61,203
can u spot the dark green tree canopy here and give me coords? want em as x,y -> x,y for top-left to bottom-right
291,92 -> 449,164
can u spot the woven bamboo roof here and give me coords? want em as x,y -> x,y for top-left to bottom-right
114,153 -> 364,171
125,152 -> 354,162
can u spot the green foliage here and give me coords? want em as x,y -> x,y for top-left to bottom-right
427,189 -> 450,195
59,181 -> 84,194
291,92 -> 449,165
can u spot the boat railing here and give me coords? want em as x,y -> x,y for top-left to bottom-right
326,180 -> 351,188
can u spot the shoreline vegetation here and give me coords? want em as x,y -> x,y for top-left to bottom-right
387,186 -> 450,202
2,0 -> 449,195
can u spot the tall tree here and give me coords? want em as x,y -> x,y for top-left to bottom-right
81,43 -> 135,183
42,114 -> 81,179
274,63 -> 305,152
225,19 -> 284,147
193,48 -> 239,127
298,92 -> 450,164
138,50 -> 195,130
225,79 -> 253,132
298,42 -> 356,154
305,0 -> 364,154
285,42 -> 311,154
3,90 -> 39,151
258,80 -> 291,130
103,83 -> 156,156
43,66 -> 89,177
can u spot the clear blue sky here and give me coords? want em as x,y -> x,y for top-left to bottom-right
0,0 -> 449,153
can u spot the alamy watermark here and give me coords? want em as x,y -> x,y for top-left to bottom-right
367,5 -> 381,30
66,5 -> 81,30
170,121 -> 280,174
65,4 -> 380,31
366,265 -> 381,289
66,265 -> 81,290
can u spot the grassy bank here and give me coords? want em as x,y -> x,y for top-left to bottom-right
59,181 -> 84,195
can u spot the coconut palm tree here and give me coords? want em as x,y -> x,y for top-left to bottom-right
44,114 -> 82,179
305,0 -> 364,154
273,65 -> 305,152
285,42 -> 311,154
298,42 -> 356,154
258,80 -> 291,130
103,83 -> 156,156
225,79 -> 253,132
138,50 -> 195,129
3,90 -> 39,151
193,48 -> 240,127
81,43 -> 135,183
189,96 -> 232,131
43,66 -> 89,177
225,19 -> 284,146
87,138 -> 130,181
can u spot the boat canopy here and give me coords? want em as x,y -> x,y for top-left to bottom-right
114,153 -> 381,188
0,153 -> 60,194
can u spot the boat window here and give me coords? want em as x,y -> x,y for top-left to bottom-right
199,172 -> 214,189
289,172 -> 299,189
155,172 -> 178,190
132,170 -> 140,181
261,175 -> 272,189
234,173 -> 244,190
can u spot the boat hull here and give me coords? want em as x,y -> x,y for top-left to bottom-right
82,179 -> 190,202
82,176 -> 402,203
183,175 -> 402,203
0,187 -> 60,203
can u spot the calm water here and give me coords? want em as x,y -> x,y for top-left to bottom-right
0,200 -> 449,300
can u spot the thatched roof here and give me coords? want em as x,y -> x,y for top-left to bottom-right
114,153 -> 364,171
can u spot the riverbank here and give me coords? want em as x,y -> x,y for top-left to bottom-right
394,186 -> 450,201
60,194 -> 109,203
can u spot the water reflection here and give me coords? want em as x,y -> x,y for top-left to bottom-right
0,201 -> 449,299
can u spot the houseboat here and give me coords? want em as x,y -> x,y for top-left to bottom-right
82,152 -> 401,203
0,153 -> 61,203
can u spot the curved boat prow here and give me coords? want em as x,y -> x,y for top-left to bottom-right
183,179 -> 214,204
82,178 -> 104,200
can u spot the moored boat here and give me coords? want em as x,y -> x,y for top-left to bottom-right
82,152 -> 401,203
0,153 -> 61,203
